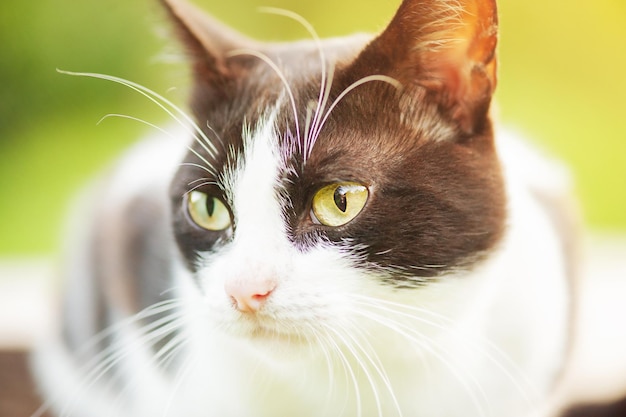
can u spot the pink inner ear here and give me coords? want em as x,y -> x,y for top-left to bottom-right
355,0 -> 498,134
414,0 -> 498,133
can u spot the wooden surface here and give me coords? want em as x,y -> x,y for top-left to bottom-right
0,351 -> 51,417
1,350 -> 626,417
563,398 -> 626,417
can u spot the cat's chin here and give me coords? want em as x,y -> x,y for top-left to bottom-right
220,314 -> 314,348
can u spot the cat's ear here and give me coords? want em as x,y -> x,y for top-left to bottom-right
357,0 -> 498,134
160,0 -> 259,83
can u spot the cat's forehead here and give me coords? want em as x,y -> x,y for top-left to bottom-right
193,37 -> 394,128
182,37 -> 454,182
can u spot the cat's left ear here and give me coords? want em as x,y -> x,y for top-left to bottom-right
355,0 -> 498,135
160,0 -> 259,87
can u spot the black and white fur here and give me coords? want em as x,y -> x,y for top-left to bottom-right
32,0 -> 576,416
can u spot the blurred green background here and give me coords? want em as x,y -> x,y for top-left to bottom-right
1,0 -> 625,255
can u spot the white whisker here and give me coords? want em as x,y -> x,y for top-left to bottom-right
322,325 -> 364,417
161,324 -> 197,417
111,320 -> 190,416
59,312 -> 187,417
304,324 -> 337,414
73,300 -> 185,361
356,307 -> 489,417
79,314 -> 186,388
162,339 -> 197,417
184,181 -> 220,194
205,120 -> 227,154
335,328 -> 384,417
54,300 -> 185,416
352,294 -> 539,406
154,332 -> 189,372
335,324 -> 394,417
303,100 -> 316,158
306,63 -> 336,161
57,69 -> 219,163
257,7 -> 328,163
187,177 -> 213,185
179,162 -> 216,176
226,49 -> 301,143
98,114 -> 217,176
350,324 -> 405,417
312,74 -> 401,144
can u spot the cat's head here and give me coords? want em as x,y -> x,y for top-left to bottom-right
165,0 -> 505,344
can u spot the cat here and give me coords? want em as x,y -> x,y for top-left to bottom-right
31,0 -> 577,416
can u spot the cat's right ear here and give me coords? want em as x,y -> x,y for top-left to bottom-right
160,0 -> 259,84
353,0 -> 498,136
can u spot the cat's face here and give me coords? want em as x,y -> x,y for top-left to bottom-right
166,0 -> 505,344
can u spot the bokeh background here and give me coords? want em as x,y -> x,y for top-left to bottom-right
2,0 -> 625,255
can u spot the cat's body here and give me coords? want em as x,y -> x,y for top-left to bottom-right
32,0 -> 576,416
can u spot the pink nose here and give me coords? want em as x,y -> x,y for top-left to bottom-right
224,278 -> 276,313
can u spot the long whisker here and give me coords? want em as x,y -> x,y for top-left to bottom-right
163,338 -> 198,417
179,162 -> 216,176
184,181 -> 220,194
97,113 -> 171,136
153,331 -> 189,372
351,325 -> 405,417
356,308 -> 489,417
76,313 -> 187,391
322,328 -> 363,417
205,120 -> 227,155
73,300 -> 185,361
161,358 -> 193,417
97,113 -> 217,177
343,324 -> 405,417
226,49 -> 301,143
312,74 -> 401,142
352,294 -> 539,405
327,326 -> 384,417
306,64 -> 336,162
352,297 -> 448,331
303,100 -> 316,159
57,70 -> 219,160
59,312 -> 188,417
257,7 -> 328,163
303,324 -> 336,415
111,319 -> 190,416
30,300 -> 184,417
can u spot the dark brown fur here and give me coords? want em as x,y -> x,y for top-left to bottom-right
164,0 -> 506,282
563,397 -> 626,417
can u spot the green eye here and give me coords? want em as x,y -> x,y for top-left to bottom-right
187,191 -> 232,231
311,182 -> 369,227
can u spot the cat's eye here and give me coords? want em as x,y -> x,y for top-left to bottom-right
187,191 -> 232,231
311,182 -> 369,227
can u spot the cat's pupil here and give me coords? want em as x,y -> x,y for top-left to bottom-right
334,187 -> 348,213
205,197 -> 215,217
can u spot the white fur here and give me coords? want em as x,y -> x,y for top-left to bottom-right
32,119 -> 571,417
